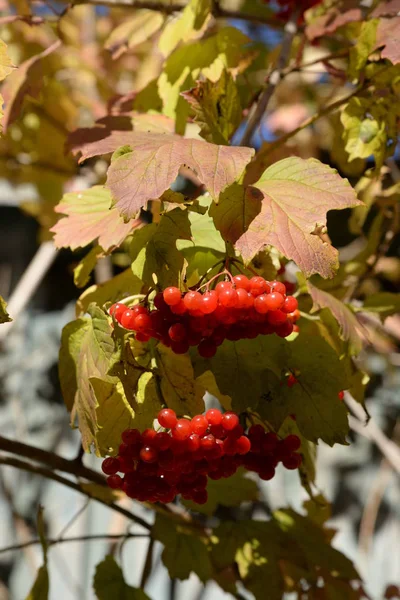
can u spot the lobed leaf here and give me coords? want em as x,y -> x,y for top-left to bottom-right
158,0 -> 212,57
52,186 -> 139,252
376,17 -> 400,64
93,555 -> 150,600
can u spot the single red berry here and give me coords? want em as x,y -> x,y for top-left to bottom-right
171,340 -> 189,354
249,276 -> 268,297
136,332 -> 150,342
172,418 -> 192,441
187,433 -> 201,452
287,374 -> 298,388
283,434 -> 301,452
142,428 -> 157,445
215,281 -> 232,294
169,300 -> 186,315
264,292 -> 284,311
102,457 -> 120,475
248,424 -> 265,440
282,453 -> 302,470
200,434 -> 216,451
183,291 -> 202,311
198,339 -> 217,358
109,302 -> 127,322
275,321 -> 294,338
221,412 -> 239,431
254,294 -> 270,314
120,309 -> 137,330
134,313 -> 152,332
201,290 -> 218,314
206,408 -> 222,426
267,310 -> 287,326
259,466 -> 276,480
235,435 -> 251,455
168,322 -> 187,342
154,431 -> 172,451
191,488 -> 208,504
338,390 -> 345,401
121,429 -> 141,445
287,309 -> 301,323
209,423 -> 224,438
218,288 -> 238,308
282,296 -> 298,313
158,408 -> 177,429
232,274 -> 250,291
261,432 -> 278,454
107,474 -> 123,489
163,287 -> 182,306
140,446 -> 158,463
271,281 -> 286,295
191,415 -> 209,436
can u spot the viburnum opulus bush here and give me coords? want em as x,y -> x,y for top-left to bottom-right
1,0 -> 400,598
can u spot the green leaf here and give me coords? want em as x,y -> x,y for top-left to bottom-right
76,269 -> 143,316
341,97 -> 386,164
183,468 -> 258,515
0,295 -> 12,323
51,186 -> 136,252
362,292 -> 400,320
59,305 -> 117,454
180,246 -> 223,287
217,157 -> 361,278
153,514 -> 212,582
348,20 -> 379,78
307,281 -> 364,355
195,370 -> 231,410
130,208 -> 191,288
93,555 -> 150,600
105,10 -> 164,58
181,70 -> 242,144
178,197 -> 225,253
74,245 -> 105,288
158,27 -> 254,133
25,566 -> 49,600
155,345 -> 205,416
159,0 -> 212,57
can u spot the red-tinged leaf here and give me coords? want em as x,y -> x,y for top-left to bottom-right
67,113 -> 175,161
225,157 -> 361,278
1,40 -> 61,131
70,124 -> 254,218
307,282 -> 365,355
51,186 -> 140,252
376,18 -> 400,64
372,0 -> 400,17
305,1 -> 362,41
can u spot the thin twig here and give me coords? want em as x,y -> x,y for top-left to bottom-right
140,537 -> 155,589
239,9 -> 300,146
0,532 -> 150,555
0,455 -> 151,530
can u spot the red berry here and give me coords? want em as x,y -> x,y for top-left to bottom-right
134,313 -> 152,332
287,309 -> 300,323
287,374 -> 298,388
183,291 -> 202,311
191,415 -> 208,436
282,453 -> 302,470
283,296 -> 298,313
107,474 -> 123,489
201,290 -> 218,314
140,446 -> 158,463
249,276 -> 268,296
154,431 -> 172,451
218,288 -> 238,308
254,294 -> 269,314
102,457 -> 120,475
142,428 -> 157,445
259,466 -> 275,480
271,281 -> 286,295
235,435 -> 251,454
121,429 -> 141,445
163,287 -> 182,306
158,408 -> 177,429
120,309 -> 137,329
261,432 -> 278,454
338,390 -> 345,401
192,488 -> 208,504
136,332 -> 150,342
267,310 -> 287,326
200,434 -> 216,452
198,339 -> 217,358
265,292 -> 284,311
187,433 -> 201,452
171,340 -> 189,354
168,323 -> 187,342
233,274 -> 250,291
170,300 -> 187,315
109,302 -> 127,322
283,434 -> 301,452
172,419 -> 192,440
206,408 -> 222,426
221,412 -> 239,431
215,281 -> 232,294
275,321 -> 294,338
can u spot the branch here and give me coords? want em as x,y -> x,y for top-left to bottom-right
71,0 -> 283,27
0,532 -> 150,555
239,8 -> 300,147
0,455 -> 151,529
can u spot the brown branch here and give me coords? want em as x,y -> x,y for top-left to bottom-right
0,532 -> 150,555
0,455 -> 151,529
71,0 -> 283,27
239,8 -> 300,147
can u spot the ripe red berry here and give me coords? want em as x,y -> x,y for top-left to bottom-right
283,435 -> 301,453
218,288 -> 238,308
142,428 -> 157,445
201,290 -> 218,314
233,274 -> 250,290
265,292 -> 284,311
121,429 -> 141,445
198,339 -> 217,358
254,294 -> 270,314
338,390 -> 345,401
102,457 -> 120,475
282,453 -> 302,470
170,299 -> 187,315
206,408 -> 222,426
163,287 -> 182,306
192,488 -> 208,504
249,276 -> 268,297
267,310 -> 287,326
168,323 -> 187,342
191,415 -> 208,436
172,419 -> 192,440
187,433 -> 201,452
120,309 -> 137,329
154,431 -> 172,451
259,466 -> 276,480
271,281 -> 286,295
235,435 -> 251,455
109,302 -> 127,322
275,321 -> 294,338
158,408 -> 177,429
183,291 -> 202,311
287,374 -> 298,388
107,474 -> 123,489
170,340 -> 189,354
200,434 -> 216,451
134,313 -> 152,332
221,412 -> 239,431
140,446 -> 158,463
283,296 -> 298,313
215,281 -> 232,294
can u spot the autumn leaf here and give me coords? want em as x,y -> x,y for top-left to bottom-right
0,295 -> 12,323
159,0 -> 212,57
215,157 -> 361,278
51,186 -> 140,252
376,17 -> 400,64
105,10 -> 164,58
1,40 -> 61,132
308,281 -> 365,355
305,0 -> 362,41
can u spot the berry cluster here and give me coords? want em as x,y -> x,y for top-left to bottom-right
110,274 -> 300,357
102,408 -> 302,504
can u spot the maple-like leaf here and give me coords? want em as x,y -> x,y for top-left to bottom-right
51,186 -> 140,251
376,17 -> 400,64
213,157 -> 361,278
1,40 -> 60,131
70,125 -> 254,219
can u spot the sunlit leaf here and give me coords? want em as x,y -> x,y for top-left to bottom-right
159,0 -> 212,57
0,295 -> 12,323
74,245 -> 105,288
105,10 -> 164,58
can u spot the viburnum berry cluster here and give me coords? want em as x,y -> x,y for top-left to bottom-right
102,408 -> 302,505
110,273 -> 300,357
